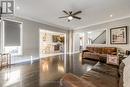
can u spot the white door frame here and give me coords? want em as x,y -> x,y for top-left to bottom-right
39,29 -> 66,58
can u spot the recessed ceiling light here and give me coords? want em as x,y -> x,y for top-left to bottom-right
110,15 -> 113,17
16,6 -> 20,10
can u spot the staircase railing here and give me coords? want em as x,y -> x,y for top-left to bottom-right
92,30 -> 106,44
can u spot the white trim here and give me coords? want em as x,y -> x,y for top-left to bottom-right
64,33 -> 67,54
66,51 -> 80,54
1,18 -> 23,55
40,53 -> 64,58
39,29 -> 67,58
0,20 -> 1,53
0,19 -> 4,53
2,18 -> 23,24
11,57 -> 39,64
39,29 -> 66,35
74,16 -> 130,30
16,14 -> 130,30
11,51 -> 80,64
15,14 -> 70,30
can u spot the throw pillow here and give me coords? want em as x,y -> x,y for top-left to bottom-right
107,55 -> 119,65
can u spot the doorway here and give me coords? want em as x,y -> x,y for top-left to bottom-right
39,29 -> 66,58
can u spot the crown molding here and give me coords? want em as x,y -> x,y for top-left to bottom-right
14,14 -> 130,31
74,15 -> 130,30
14,14 -> 70,30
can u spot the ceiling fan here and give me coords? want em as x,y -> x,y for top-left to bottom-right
59,10 -> 82,22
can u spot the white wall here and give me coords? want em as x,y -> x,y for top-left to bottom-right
73,33 -> 80,52
74,17 -> 130,51
0,17 -> 69,62
0,21 -> 1,53
68,30 -> 73,53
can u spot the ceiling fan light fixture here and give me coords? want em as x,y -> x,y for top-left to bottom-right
59,10 -> 82,21
68,16 -> 73,20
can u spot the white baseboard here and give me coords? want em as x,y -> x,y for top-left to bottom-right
65,51 -> 80,54
40,53 -> 64,58
11,52 -> 81,64
11,57 -> 39,64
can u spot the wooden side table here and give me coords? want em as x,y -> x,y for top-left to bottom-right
0,53 -> 11,69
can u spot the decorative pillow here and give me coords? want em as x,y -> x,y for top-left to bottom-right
107,55 -> 119,65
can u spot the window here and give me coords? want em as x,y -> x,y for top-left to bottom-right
4,46 -> 22,56
2,20 -> 22,56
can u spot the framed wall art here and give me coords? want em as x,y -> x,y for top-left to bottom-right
110,26 -> 127,44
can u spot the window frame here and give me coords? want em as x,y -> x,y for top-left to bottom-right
1,19 -> 23,56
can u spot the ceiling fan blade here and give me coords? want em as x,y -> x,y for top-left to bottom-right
59,16 -> 69,18
72,11 -> 82,15
63,10 -> 69,15
73,16 -> 81,20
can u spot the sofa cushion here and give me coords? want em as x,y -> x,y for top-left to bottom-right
83,52 -> 99,60
93,47 -> 98,53
82,70 -> 119,87
102,48 -> 108,54
86,47 -> 94,53
83,52 -> 91,58
107,48 -> 117,54
91,62 -> 119,78
97,48 -> 102,54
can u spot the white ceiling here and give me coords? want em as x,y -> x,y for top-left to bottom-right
15,0 -> 130,30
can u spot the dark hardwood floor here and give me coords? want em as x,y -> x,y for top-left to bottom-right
0,53 -> 97,87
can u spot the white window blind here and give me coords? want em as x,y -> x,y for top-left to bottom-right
4,20 -> 21,46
